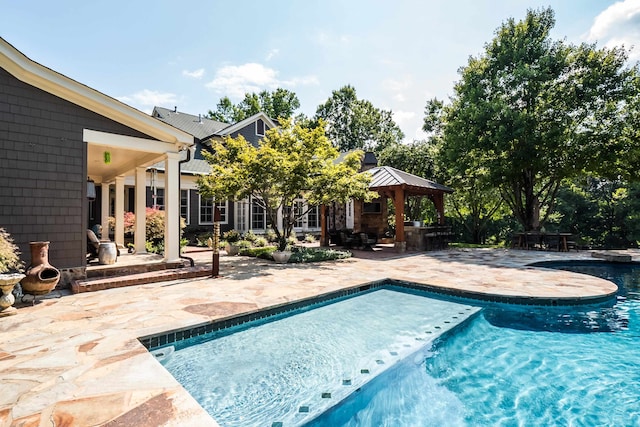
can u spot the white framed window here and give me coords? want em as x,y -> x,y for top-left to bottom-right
307,204 -> 320,229
180,189 -> 189,225
199,196 -> 228,224
251,200 -> 266,230
153,188 -> 165,210
256,118 -> 265,137
236,199 -> 249,233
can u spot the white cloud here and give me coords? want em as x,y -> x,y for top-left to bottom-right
383,77 -> 412,103
587,0 -> 640,60
265,49 -> 279,61
118,89 -> 178,111
206,63 -> 318,98
182,68 -> 205,79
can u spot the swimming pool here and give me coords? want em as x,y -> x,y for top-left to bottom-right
149,262 -> 639,426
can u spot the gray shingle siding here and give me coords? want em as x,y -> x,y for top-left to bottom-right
0,67 -> 151,269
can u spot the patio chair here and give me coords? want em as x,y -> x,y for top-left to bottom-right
339,231 -> 354,249
359,232 -> 376,251
87,229 -> 100,261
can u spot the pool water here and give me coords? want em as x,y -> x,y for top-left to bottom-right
156,262 -> 640,426
310,262 -> 640,426
158,288 -> 480,427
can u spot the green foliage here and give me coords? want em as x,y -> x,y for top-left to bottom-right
314,85 -> 404,153
242,230 -> 258,243
0,227 -> 23,273
222,229 -> 241,243
304,234 -> 317,243
289,246 -> 352,263
434,7 -> 640,232
208,88 -> 301,123
239,246 -> 278,257
253,236 -> 268,247
198,118 -> 375,251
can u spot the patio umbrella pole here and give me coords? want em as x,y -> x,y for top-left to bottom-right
212,207 -> 221,277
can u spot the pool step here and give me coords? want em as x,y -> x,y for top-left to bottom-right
72,264 -> 212,293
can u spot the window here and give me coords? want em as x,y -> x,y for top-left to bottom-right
256,118 -> 265,136
251,200 -> 266,230
180,189 -> 189,225
307,205 -> 320,228
153,188 -> 165,210
199,197 -> 228,224
363,199 -> 382,214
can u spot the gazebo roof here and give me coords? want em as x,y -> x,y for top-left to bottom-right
367,166 -> 453,194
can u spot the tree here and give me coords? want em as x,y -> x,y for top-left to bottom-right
314,85 -> 404,152
207,88 -> 301,123
434,7 -> 639,232
197,119 -> 375,251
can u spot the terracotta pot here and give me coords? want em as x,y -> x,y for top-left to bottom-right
21,242 -> 60,296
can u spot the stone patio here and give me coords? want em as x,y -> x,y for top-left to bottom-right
0,248 -> 625,426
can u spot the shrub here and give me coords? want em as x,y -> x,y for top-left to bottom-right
253,236 -> 268,247
289,247 -> 351,263
243,230 -> 258,243
265,229 -> 278,243
304,234 -> 317,243
195,232 -> 214,247
0,228 -> 23,273
223,229 -> 241,243
240,246 -> 277,258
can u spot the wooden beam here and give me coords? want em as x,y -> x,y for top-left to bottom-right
394,188 -> 406,252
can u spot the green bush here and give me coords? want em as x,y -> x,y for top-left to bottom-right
0,228 -> 23,273
240,246 -> 277,257
195,232 -> 214,247
243,230 -> 258,243
223,229 -> 241,243
253,236 -> 268,247
304,233 -> 317,243
289,247 -> 351,263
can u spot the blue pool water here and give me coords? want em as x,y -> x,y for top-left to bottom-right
155,262 -> 640,426
310,261 -> 640,426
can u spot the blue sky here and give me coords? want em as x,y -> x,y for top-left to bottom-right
2,0 -> 639,142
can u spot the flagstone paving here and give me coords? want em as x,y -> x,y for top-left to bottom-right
0,248 -> 625,426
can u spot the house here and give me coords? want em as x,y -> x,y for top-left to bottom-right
150,107 -> 323,241
0,37 -> 193,286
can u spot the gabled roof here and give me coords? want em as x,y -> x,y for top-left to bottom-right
367,166 -> 454,193
0,37 -> 192,146
213,112 -> 277,137
152,106 -> 228,140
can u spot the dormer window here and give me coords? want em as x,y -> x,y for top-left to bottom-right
256,118 -> 265,137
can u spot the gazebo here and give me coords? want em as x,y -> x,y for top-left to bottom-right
368,166 -> 453,251
321,166 -> 454,251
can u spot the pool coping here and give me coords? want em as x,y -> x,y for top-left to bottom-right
0,249 -> 630,426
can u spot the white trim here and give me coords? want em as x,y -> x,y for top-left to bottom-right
0,37 -> 193,146
216,112 -> 277,136
198,195 -> 228,225
180,189 -> 190,226
83,129 -> 182,154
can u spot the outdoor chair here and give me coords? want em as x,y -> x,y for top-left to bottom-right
340,231 -> 354,249
87,229 -> 100,261
359,232 -> 376,251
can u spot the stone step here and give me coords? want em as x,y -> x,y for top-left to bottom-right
72,265 -> 213,293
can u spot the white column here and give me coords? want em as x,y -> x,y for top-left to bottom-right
135,167 -> 147,253
101,183 -> 110,239
164,152 -> 181,262
114,175 -> 125,248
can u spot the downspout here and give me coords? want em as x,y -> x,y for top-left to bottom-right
178,147 -> 195,267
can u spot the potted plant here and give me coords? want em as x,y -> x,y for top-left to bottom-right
0,227 -> 24,317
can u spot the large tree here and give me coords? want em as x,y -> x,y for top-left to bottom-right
207,88 -> 301,123
197,119 -> 374,251
314,85 -> 404,152
434,8 -> 639,231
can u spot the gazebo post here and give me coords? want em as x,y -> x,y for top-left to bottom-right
394,188 -> 406,253
433,193 -> 446,225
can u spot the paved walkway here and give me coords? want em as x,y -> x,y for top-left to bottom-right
0,248 -> 624,426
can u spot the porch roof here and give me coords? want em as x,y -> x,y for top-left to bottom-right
367,166 -> 453,195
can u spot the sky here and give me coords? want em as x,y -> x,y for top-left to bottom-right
2,0 -> 639,142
